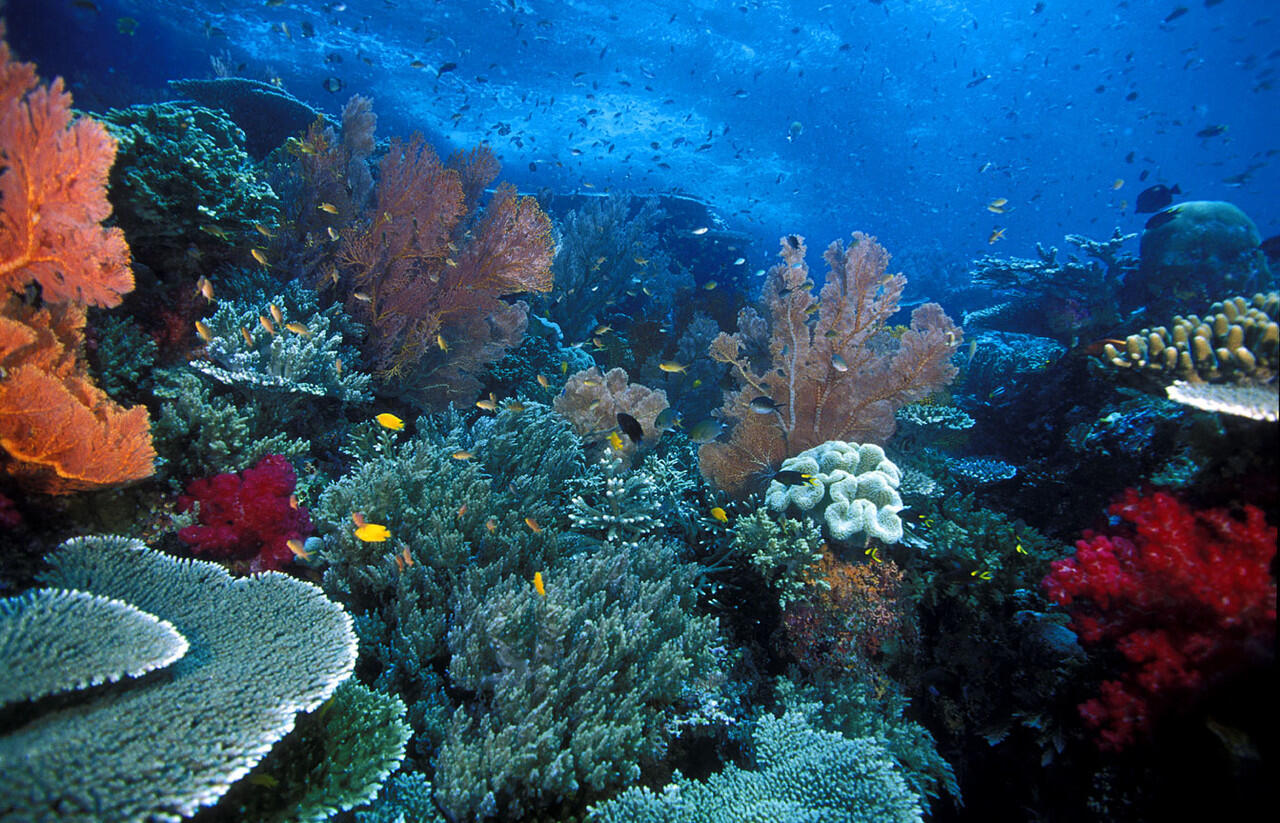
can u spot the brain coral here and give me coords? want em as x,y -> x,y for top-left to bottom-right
765,440 -> 904,544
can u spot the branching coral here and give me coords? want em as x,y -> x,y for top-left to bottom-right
335,137 -> 553,407
730,508 -> 827,608
700,233 -> 959,497
569,453 -> 665,548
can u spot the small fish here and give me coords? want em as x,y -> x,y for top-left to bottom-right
324,76 -> 343,94
254,223 -> 275,238
1111,178 -> 1124,190
654,407 -> 681,431
240,326 -> 254,346
353,290 -> 373,302
658,360 -> 687,373
865,546 -> 882,563
1164,6 -> 1189,23
608,431 -> 625,451
457,503 -> 468,518
616,412 -> 644,443
334,356 -> 343,376
451,450 -> 474,460
988,227 -> 1005,244
688,418 -> 725,444
524,516 -> 542,534
1015,540 -> 1027,555
248,774 -> 279,789
831,353 -> 849,372
710,506 -> 728,523
986,198 -> 1008,213
327,226 -> 340,242
437,61 -> 458,75
251,248 -> 269,267
194,320 -> 213,343
400,547 -> 414,567
773,470 -> 819,487
354,522 -> 391,542
200,224 -> 230,240
116,16 -> 138,35
691,226 -> 709,235
536,373 -> 551,388
1135,183 -> 1181,213
594,324 -> 613,335
289,494 -> 299,510
970,569 -> 993,581
375,413 -> 405,431
702,280 -> 718,290
485,517 -> 499,533
259,315 -> 276,335
560,361 -> 569,374
196,276 -> 215,300
1196,124 -> 1227,138
533,571 -> 546,596
285,322 -> 310,336
475,397 -> 498,411
435,333 -> 449,352
269,303 -> 284,324
318,202 -> 339,214
504,401 -> 526,413
733,257 -> 746,265
286,538 -> 311,560
72,0 -> 99,11
749,395 -> 781,414
632,256 -> 648,265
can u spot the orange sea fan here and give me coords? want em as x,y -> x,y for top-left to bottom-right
0,299 -> 154,493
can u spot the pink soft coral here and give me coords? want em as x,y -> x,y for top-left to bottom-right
177,454 -> 312,573
1043,489 -> 1276,750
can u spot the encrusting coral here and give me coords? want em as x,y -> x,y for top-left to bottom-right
0,34 -> 155,493
700,232 -> 960,496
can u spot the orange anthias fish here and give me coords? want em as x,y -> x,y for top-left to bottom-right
524,516 -> 542,534
533,571 -> 546,596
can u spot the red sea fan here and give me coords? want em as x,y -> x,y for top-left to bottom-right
177,454 -> 312,573
1042,489 -> 1276,750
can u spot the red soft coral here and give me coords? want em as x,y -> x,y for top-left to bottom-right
177,454 -> 312,573
1043,489 -> 1276,750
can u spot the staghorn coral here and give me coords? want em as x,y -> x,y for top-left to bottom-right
336,138 -> 553,407
0,588 -> 188,707
569,453 -> 665,548
438,537 -> 720,821
589,708 -> 923,823
0,535 -> 356,822
765,440 -> 905,545
700,233 -> 959,497
730,508 -> 827,609
554,365 -> 669,452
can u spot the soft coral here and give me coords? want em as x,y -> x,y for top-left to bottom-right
177,454 -> 311,573
1043,489 -> 1275,750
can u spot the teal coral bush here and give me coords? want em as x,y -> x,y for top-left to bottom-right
766,440 -> 904,544
207,680 -> 411,823
436,538 -> 720,820
102,101 -> 280,278
0,535 -> 357,822
731,508 -> 826,608
0,588 -> 188,706
589,708 -> 923,823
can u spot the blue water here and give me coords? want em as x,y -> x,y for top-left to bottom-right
9,0 -> 1277,266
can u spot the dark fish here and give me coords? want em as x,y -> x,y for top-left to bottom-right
1144,205 -> 1183,232
438,61 -> 458,75
1164,6 -> 1189,23
1196,124 -> 1227,138
786,234 -> 801,249
616,412 -> 644,444
749,396 -> 781,414
1135,183 -> 1181,213
772,470 -> 818,487
966,73 -> 991,88
323,76 -> 343,93
1260,234 -> 1280,261
688,418 -> 725,444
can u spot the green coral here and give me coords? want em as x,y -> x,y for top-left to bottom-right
731,509 -> 826,608
152,369 -> 309,482
356,772 -> 445,823
0,535 -> 356,822
86,312 -> 157,401
765,440 -> 904,544
194,290 -> 371,405
0,588 -> 188,706
1137,200 -> 1272,311
589,709 -> 923,823
102,102 -> 280,278
437,538 -> 721,820
208,680 -> 411,823
569,453 -> 665,548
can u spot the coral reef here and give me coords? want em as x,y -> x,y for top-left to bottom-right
0,588 -> 188,706
589,708 -> 923,823
1043,489 -> 1276,750
0,535 -> 357,822
554,365 -> 669,452
730,508 -> 826,608
168,77 -> 330,159
176,453 -> 313,573
700,232 -> 959,496
569,453 -> 665,548
765,440 -> 905,545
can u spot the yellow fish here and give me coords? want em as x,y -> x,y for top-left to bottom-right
533,571 -> 546,596
259,315 -> 276,335
1111,178 -> 1124,190
524,516 -> 542,534
1015,540 -> 1027,555
327,226 -> 340,241
318,201 -> 339,214
658,360 -> 687,373
970,569 -> 993,581
194,320 -> 213,343
284,322 -> 311,336
375,413 -> 405,431
436,333 -> 449,352
710,506 -> 728,523
269,303 -> 283,324
254,223 -> 275,238
475,397 -> 498,411
251,248 -> 269,266
536,373 -> 551,389
239,326 -> 254,346
988,227 -> 1005,244
286,538 -> 311,560
196,276 -> 215,300
865,546 -> 882,563
608,431 -> 625,452
354,522 -> 391,542
451,450 -> 475,461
